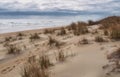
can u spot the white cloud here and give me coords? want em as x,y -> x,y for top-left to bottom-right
0,0 -> 119,15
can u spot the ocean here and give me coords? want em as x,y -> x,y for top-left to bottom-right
0,15 -> 105,34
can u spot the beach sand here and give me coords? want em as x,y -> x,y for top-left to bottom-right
0,24 -> 120,77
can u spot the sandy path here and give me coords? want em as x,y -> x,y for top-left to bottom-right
53,43 -> 108,77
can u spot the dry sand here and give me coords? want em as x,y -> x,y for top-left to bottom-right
0,25 -> 120,77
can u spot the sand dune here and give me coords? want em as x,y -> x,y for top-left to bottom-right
0,23 -> 120,77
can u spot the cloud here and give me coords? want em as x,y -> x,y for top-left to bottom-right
0,0 -> 119,15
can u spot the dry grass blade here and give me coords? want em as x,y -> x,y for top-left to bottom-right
39,55 -> 53,69
56,50 -> 66,62
21,62 -> 49,77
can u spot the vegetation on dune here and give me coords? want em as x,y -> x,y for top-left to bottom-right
104,29 -> 109,36
97,16 -> 120,40
1,15 -> 120,77
98,16 -> 120,29
17,33 -> 24,37
103,48 -> 120,75
110,30 -> 120,40
22,62 -> 49,77
7,44 -> 21,55
44,29 -> 55,34
39,55 -> 53,69
48,36 -> 63,48
56,50 -> 66,62
57,27 -> 66,36
107,48 -> 120,60
79,38 -> 89,44
103,25 -> 120,40
22,49 -> 68,77
110,26 -> 120,40
5,37 -> 12,42
29,33 -> 40,41
22,54 -> 53,77
67,22 -> 88,36
88,20 -> 97,25
95,36 -> 106,42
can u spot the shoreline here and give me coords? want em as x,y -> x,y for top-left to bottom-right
0,25 -> 65,37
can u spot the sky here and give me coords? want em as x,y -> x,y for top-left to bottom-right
0,0 -> 120,16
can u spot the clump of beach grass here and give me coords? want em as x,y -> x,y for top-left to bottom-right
48,36 -> 63,48
39,55 -> 53,69
79,38 -> 89,44
67,22 -> 88,36
7,44 -> 21,55
56,50 -> 66,62
57,27 -> 66,36
95,36 -> 106,42
21,62 -> 49,77
29,33 -> 40,42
